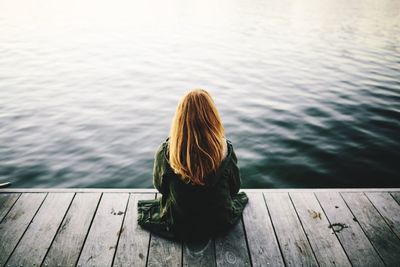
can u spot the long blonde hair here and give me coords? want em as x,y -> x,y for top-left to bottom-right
169,89 -> 225,185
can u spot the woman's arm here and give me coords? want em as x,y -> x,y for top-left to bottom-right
153,143 -> 167,194
228,146 -> 241,196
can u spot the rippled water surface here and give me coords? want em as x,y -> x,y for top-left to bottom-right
1,0 -> 399,188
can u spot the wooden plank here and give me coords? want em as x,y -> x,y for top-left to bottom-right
43,193 -> 101,266
77,193 -> 129,267
114,193 -> 154,267
316,192 -> 384,267
391,192 -> 400,204
6,193 -> 74,266
264,193 -> 318,267
0,188 -> 158,193
183,239 -> 216,267
290,192 -> 352,266
342,192 -> 400,266
147,236 -> 182,267
366,192 -> 400,239
146,193 -> 182,267
215,219 -> 250,267
0,193 -> 46,266
242,192 -> 284,267
2,188 -> 400,193
0,193 -> 20,222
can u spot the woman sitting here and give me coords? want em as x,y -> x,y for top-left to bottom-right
138,89 -> 248,241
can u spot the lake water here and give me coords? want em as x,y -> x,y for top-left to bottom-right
0,0 -> 399,188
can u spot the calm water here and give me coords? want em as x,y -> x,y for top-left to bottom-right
0,0 -> 399,188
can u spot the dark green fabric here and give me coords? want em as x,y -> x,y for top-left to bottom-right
137,138 -> 248,241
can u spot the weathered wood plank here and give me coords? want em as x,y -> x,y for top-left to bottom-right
6,193 -> 74,266
2,188 -> 400,193
390,192 -> 400,204
0,193 -> 46,266
183,239 -> 216,267
290,192 -> 351,266
147,235 -> 182,267
342,192 -> 400,266
114,193 -> 155,267
77,193 -> 129,267
43,193 -> 101,267
316,192 -> 384,267
215,218 -> 251,267
264,192 -> 318,267
0,188 -> 157,193
0,193 -> 20,222
366,192 -> 400,239
146,193 -> 182,267
242,192 -> 284,267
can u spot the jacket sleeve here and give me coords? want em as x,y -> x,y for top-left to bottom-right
228,145 -> 241,196
153,143 -> 167,194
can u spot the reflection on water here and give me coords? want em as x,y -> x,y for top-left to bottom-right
0,0 -> 399,188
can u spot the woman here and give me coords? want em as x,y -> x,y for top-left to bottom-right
137,89 -> 248,241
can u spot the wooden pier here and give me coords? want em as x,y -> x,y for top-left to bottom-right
1,188 -> 400,267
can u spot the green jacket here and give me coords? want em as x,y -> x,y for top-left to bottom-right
137,138 -> 248,241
